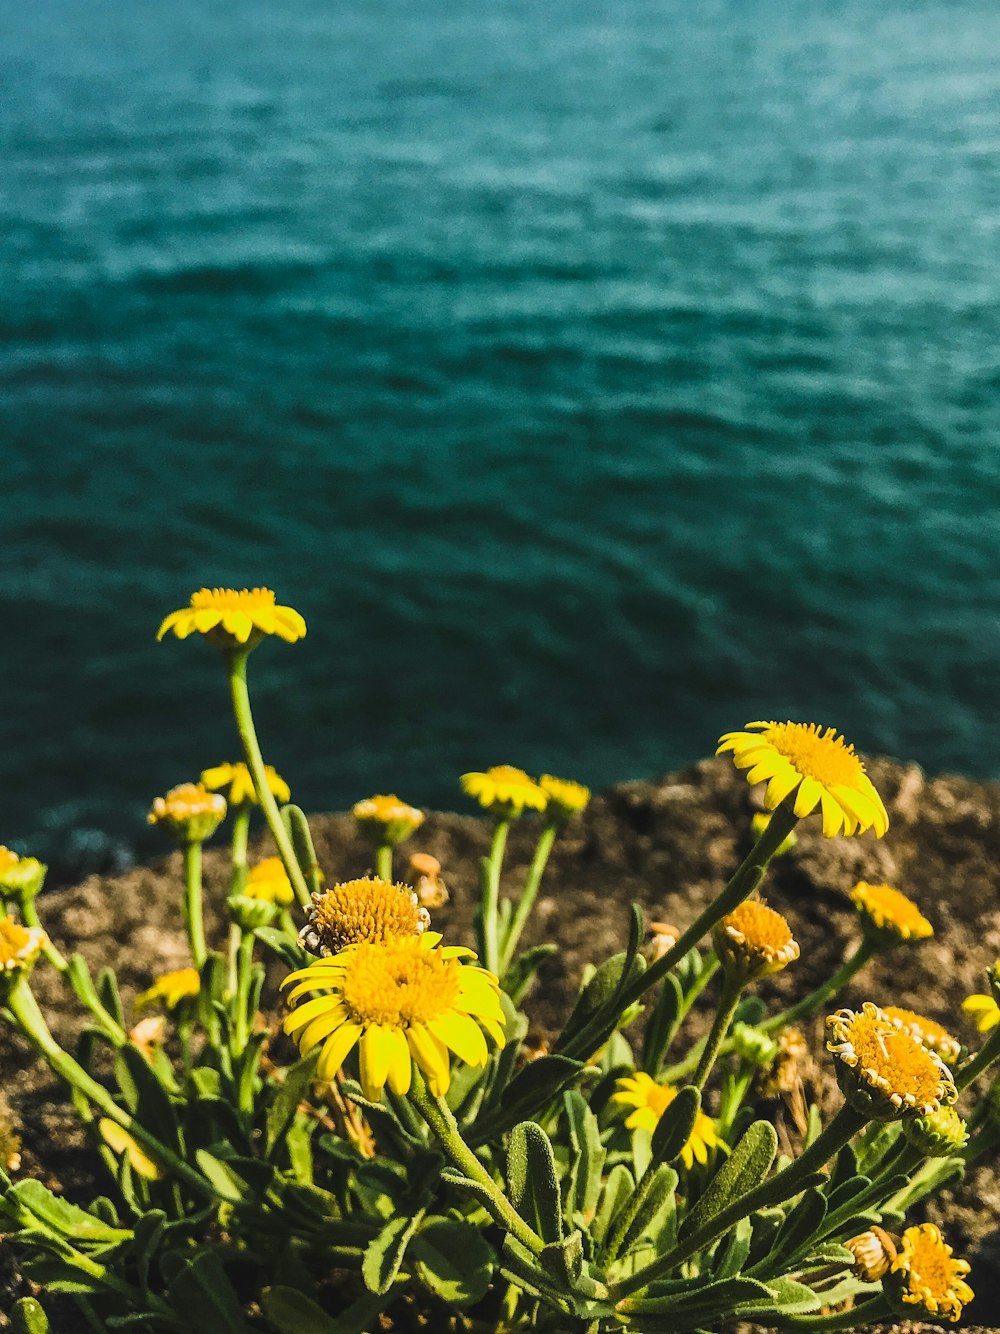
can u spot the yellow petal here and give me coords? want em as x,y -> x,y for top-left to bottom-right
359,1025 -> 395,1100
793,776 -> 822,818
407,1024 -> 451,1094
428,1011 -> 488,1067
316,1021 -> 363,1081
383,1026 -> 412,1095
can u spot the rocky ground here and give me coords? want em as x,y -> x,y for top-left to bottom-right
3,755 -> 1000,1331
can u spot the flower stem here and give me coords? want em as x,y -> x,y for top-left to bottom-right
230,806 -> 251,896
760,938 -> 877,1035
233,932 -> 256,1054
183,840 -> 207,969
375,844 -> 393,881
768,1297 -> 891,1331
407,1067 -> 543,1255
611,1101 -> 867,1301
499,821 -> 558,975
956,1023 -> 1000,1092
693,973 -> 744,1091
226,650 -> 310,909
477,819 -> 510,976
561,804 -> 799,1061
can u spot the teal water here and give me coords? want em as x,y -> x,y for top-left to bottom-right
4,0 -> 1000,877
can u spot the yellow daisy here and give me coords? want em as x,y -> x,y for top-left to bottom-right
826,1002 -> 956,1120
889,1223 -> 973,1323
282,933 -> 505,1100
157,587 -> 306,648
298,876 -> 429,957
962,993 -> 1000,1032
538,774 -> 591,819
611,1073 -> 723,1169
712,900 -> 799,982
460,766 -> 548,818
0,916 -> 46,974
148,782 -> 227,844
0,847 -> 46,895
850,882 -> 932,945
201,761 -> 290,807
352,794 -> 425,846
245,857 -> 295,906
135,967 -> 201,1013
717,721 -> 888,838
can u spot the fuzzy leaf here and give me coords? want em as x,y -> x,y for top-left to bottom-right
650,1085 -> 700,1167
4,1180 -> 132,1247
266,1050 -> 319,1156
11,1299 -> 49,1334
772,1187 -> 827,1261
735,1274 -> 822,1317
622,1274 -> 774,1318
564,1090 -> 606,1222
621,1165 -> 678,1253
471,1055 -> 584,1144
507,1122 -> 563,1243
362,1212 -> 422,1295
503,943 -> 558,1007
591,1163 -> 635,1245
162,1250 -> 246,1334
114,1045 -> 181,1153
711,1216 -> 753,1278
411,1218 -> 494,1307
641,973 -> 685,1074
682,1120 -> 777,1238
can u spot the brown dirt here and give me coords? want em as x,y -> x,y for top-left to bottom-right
3,756 -> 1000,1331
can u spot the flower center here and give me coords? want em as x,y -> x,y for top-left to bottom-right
340,938 -> 462,1028
724,901 -> 796,957
303,877 -> 426,955
838,1006 -> 948,1105
883,1006 -> 959,1060
906,1228 -> 954,1299
765,722 -> 865,786
190,587 -> 276,611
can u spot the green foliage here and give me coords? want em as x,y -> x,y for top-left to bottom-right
0,607 -> 993,1332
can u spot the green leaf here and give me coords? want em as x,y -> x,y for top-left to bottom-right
115,1044 -> 181,1153
735,1274 -> 822,1317
591,1163 -> 634,1245
5,1180 -> 132,1248
254,926 -> 309,970
262,1286 -> 351,1334
502,943 -> 558,1007
746,1206 -> 786,1266
563,1090 -> 606,1223
131,1209 -> 166,1294
97,967 -> 126,1029
641,973 -> 685,1075
411,1218 -> 494,1307
711,1215 -> 752,1278
188,1066 -> 221,1098
281,804 -> 323,896
507,1121 -> 563,1243
829,1143 -> 858,1189
650,1085 -> 700,1168
163,1250 -> 247,1334
826,1174 -> 872,1212
772,1187 -> 827,1261
615,904 -> 645,1007
539,1229 -> 585,1286
362,1213 -> 422,1295
681,1120 -> 777,1238
266,1050 -> 319,1155
470,1055 -> 584,1144
622,1274 -> 774,1318
621,1165 -> 678,1253
558,950 -> 644,1048
11,1298 -> 49,1334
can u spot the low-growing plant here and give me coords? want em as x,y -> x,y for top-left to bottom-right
2,586 -> 998,1332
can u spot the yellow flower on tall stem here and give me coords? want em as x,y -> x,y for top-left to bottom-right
612,1072 -> 722,1169
298,876 -> 429,957
717,721 -> 889,838
461,766 -> 548,818
282,933 -> 505,1099
850,882 -> 932,947
244,857 -> 295,906
157,587 -> 306,649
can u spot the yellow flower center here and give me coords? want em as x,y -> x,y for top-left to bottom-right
883,1006 -> 959,1061
764,722 -> 866,787
827,1002 -> 955,1114
850,882 -> 932,940
190,587 -> 277,612
302,877 -> 427,955
894,1223 -> 973,1320
723,901 -> 798,961
339,937 -> 462,1028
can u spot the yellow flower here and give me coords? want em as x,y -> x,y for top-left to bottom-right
850,882 -> 932,946
135,967 -> 201,1013
282,933 -> 505,1099
298,876 -> 429,957
538,774 -> 591,820
826,1002 -> 956,1120
244,857 -> 295,906
0,847 -> 46,897
460,766 -> 548,818
0,917 -> 46,974
882,1006 -> 960,1063
201,762 -> 290,807
846,1226 -> 897,1281
611,1073 -> 723,1169
717,721 -> 888,838
352,794 -> 425,846
157,587 -> 306,649
148,783 -> 227,844
712,900 -> 799,983
962,993 -> 1000,1032
889,1223 -> 973,1323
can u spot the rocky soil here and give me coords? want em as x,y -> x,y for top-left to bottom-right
3,755 -> 1000,1332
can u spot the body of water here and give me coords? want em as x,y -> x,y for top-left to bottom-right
4,0 -> 1000,877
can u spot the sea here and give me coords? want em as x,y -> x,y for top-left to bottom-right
4,0 -> 1000,881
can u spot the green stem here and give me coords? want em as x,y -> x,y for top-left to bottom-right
407,1067 -> 543,1255
233,932 -> 256,1053
375,844 -> 393,881
478,819 -> 510,976
769,1297 -> 891,1331
19,894 -> 68,973
6,975 -> 217,1202
611,1101 -> 867,1301
230,806 -> 251,896
561,803 -> 799,1061
226,651 -> 310,909
761,938 -> 877,1035
956,1023 -> 1000,1092
500,821 -> 558,975
693,973 -> 744,1091
183,841 -> 207,969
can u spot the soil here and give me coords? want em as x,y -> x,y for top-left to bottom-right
3,755 -> 1000,1332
